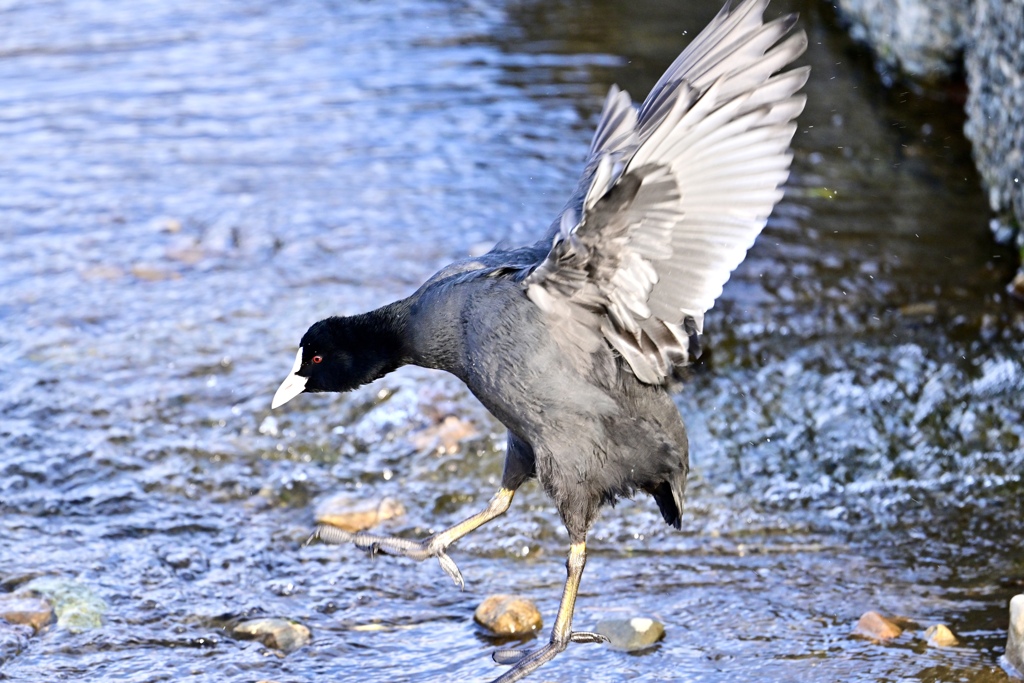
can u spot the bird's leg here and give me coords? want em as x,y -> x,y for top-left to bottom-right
490,540 -> 607,682
306,487 -> 515,589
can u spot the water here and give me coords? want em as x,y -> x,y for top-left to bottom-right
1,0 -> 1022,681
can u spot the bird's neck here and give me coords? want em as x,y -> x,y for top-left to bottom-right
344,300 -> 412,385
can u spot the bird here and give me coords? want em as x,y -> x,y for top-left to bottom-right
271,0 -> 808,680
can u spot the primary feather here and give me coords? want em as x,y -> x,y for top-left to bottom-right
525,0 -> 809,385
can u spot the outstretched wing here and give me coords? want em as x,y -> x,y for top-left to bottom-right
525,0 -> 809,384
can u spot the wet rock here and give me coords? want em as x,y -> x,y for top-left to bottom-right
898,301 -> 938,318
964,0 -> 1024,261
20,577 -> 107,634
595,617 -> 665,651
80,264 -> 125,281
0,594 -> 53,633
474,595 -> 542,636
231,617 -> 311,653
412,415 -> 478,454
165,244 -> 205,265
1009,271 -> 1024,302
0,621 -> 32,664
1006,595 -> 1024,677
833,0 -> 968,79
314,494 -> 404,533
835,0 -> 1024,267
924,623 -> 958,647
853,611 -> 902,640
0,573 -> 44,593
131,264 -> 179,281
160,546 -> 210,580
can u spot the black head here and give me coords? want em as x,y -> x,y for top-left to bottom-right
271,314 -> 406,409
298,317 -> 368,393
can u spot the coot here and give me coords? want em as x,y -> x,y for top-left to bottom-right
273,1 -> 807,679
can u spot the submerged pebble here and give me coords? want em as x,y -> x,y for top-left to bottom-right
0,595 -> 53,634
924,623 -> 958,647
474,595 -> 542,635
314,494 -> 405,533
20,577 -> 107,634
853,611 -> 902,641
594,617 -> 665,651
412,415 -> 478,454
1006,595 -> 1024,677
231,618 -> 311,654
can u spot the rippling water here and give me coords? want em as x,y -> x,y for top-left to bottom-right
1,0 -> 1021,681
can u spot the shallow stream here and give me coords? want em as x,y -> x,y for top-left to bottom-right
1,1 -> 1022,681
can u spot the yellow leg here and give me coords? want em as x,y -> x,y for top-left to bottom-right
308,487 -> 515,589
430,487 -> 515,549
551,541 -> 586,641
491,540 -> 606,682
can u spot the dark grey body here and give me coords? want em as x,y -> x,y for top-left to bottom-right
404,255 -> 689,541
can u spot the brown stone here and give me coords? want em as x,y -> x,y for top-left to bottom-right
314,494 -> 404,533
474,595 -> 542,636
166,245 -> 205,265
231,617 -> 311,653
131,264 -> 179,281
924,623 -> 958,647
0,595 -> 53,634
413,415 -> 477,454
853,611 -> 902,640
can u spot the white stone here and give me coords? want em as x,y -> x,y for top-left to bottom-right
1006,595 -> 1024,677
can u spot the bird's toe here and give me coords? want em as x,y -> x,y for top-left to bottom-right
492,647 -> 532,665
436,552 -> 465,589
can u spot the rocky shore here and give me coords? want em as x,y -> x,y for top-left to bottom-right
833,0 -> 1024,292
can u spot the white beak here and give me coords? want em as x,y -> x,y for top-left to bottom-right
271,348 -> 308,409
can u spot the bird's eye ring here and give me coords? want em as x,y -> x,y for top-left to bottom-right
312,355 -> 323,364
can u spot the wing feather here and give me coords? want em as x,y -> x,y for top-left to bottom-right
525,0 -> 808,385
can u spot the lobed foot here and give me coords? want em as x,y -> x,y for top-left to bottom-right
305,524 -> 465,589
490,631 -> 608,681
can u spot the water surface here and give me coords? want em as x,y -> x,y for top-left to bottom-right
1,0 -> 1022,681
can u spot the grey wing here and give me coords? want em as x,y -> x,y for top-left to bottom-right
526,0 -> 809,385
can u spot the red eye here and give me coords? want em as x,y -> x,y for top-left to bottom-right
312,355 -> 323,364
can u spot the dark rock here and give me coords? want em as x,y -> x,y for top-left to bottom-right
315,494 -> 404,533
0,573 -> 44,593
231,617 -> 311,653
0,595 -> 53,633
853,611 -> 902,640
595,617 -> 665,651
924,623 -> 958,647
474,595 -> 542,636
0,621 -> 32,664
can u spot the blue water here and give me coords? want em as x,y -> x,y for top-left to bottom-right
1,0 -> 1021,681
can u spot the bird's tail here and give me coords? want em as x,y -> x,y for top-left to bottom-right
647,472 -> 687,529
